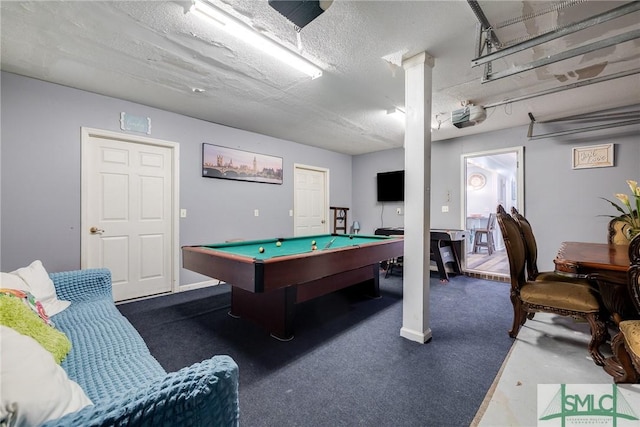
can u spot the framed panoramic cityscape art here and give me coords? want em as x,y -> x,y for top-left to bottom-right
202,143 -> 283,184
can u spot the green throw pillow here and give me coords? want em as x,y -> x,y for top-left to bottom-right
0,293 -> 71,363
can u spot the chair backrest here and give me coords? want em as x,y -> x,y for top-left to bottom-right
486,213 -> 496,231
511,207 -> 539,280
609,216 -> 633,245
496,205 -> 526,290
628,233 -> 640,314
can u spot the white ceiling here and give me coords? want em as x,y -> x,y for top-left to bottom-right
1,1 -> 639,155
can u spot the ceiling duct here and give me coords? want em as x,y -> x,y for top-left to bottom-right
268,0 -> 333,30
451,105 -> 486,128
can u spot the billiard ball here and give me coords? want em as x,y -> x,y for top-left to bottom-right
311,240 -> 316,245
349,235 -> 353,239
276,241 -> 282,247
258,247 -> 265,253
311,245 -> 317,250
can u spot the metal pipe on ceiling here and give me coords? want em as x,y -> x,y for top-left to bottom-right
484,68 -> 640,109
541,111 -> 640,124
527,119 -> 640,140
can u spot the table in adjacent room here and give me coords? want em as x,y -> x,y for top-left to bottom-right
182,234 -> 403,340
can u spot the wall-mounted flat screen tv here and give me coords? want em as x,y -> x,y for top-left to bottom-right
377,170 -> 404,202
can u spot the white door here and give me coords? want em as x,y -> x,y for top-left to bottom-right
81,128 -> 179,302
293,164 -> 329,236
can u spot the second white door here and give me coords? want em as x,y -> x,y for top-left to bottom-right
293,164 -> 329,236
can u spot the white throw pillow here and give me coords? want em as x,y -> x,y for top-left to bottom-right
8,260 -> 71,315
0,326 -> 93,426
0,272 -> 28,289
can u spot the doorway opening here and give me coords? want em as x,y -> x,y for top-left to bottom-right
462,147 -> 523,279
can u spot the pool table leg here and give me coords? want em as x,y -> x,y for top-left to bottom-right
230,286 -> 296,340
229,264 -> 380,340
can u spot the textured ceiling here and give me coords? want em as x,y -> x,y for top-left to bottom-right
1,1 -> 639,155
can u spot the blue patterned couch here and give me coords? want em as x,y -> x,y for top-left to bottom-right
41,268 -> 239,426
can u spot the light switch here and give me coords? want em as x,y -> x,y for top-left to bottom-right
441,205 -> 449,213
254,209 -> 259,217
289,210 -> 293,217
180,209 -> 187,218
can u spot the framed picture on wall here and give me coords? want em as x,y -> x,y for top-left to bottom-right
572,143 -> 614,169
202,143 -> 283,184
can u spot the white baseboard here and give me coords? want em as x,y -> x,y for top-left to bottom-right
179,279 -> 225,292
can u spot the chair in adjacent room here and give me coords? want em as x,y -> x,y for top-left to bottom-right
510,207 -> 596,287
496,204 -> 607,366
384,256 -> 403,278
596,234 -> 640,383
472,213 -> 496,255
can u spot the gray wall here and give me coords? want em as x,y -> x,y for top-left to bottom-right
353,109 -> 640,272
3,71 -> 638,283
1,72 -> 352,285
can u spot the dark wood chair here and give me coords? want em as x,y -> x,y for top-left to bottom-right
473,213 -> 496,255
510,207 -> 596,287
608,213 -> 638,245
496,204 -> 607,366
598,234 -> 640,383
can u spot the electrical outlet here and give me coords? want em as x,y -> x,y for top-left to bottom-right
441,205 -> 449,213
396,208 -> 402,215
254,209 -> 259,217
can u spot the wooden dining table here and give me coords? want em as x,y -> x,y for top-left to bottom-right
554,241 -> 636,323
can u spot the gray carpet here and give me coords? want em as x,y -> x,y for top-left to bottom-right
119,273 -> 514,426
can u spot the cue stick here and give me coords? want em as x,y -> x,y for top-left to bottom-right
323,237 -> 337,249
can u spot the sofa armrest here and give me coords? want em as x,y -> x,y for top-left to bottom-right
43,355 -> 239,427
49,269 -> 112,302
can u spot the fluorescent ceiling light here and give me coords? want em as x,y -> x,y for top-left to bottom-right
190,0 -> 323,79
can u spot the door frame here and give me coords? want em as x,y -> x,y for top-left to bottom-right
80,127 -> 181,293
293,163 -> 330,236
460,146 -> 524,227
460,146 -> 524,276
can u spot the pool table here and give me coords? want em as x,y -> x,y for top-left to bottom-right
182,234 -> 403,340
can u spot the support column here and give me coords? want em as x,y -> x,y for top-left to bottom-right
400,52 -> 434,343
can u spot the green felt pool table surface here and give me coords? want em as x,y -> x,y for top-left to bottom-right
199,234 -> 393,260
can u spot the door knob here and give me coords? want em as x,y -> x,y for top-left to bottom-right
321,220 -> 326,224
90,227 -> 104,234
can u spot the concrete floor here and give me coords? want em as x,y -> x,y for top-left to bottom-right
472,313 -> 640,426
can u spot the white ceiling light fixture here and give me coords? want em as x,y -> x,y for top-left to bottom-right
386,107 -> 405,116
386,107 -> 405,122
190,0 -> 323,79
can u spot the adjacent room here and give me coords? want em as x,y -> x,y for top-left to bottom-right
1,1 -> 639,426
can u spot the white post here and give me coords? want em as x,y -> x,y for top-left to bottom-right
400,52 -> 434,343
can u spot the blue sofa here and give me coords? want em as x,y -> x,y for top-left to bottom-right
41,268 -> 239,426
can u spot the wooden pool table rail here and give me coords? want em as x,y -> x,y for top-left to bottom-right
182,238 -> 403,293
